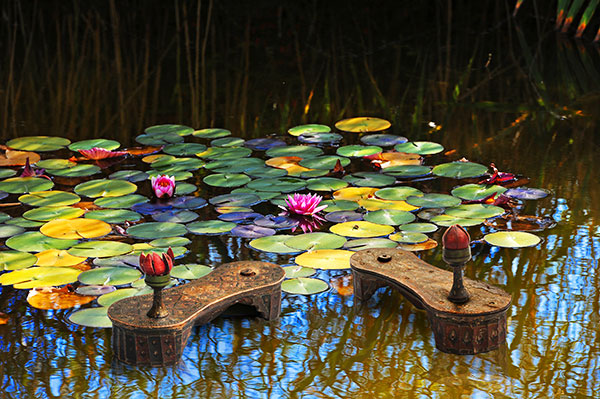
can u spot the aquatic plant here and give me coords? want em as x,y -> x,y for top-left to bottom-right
78,147 -> 128,160
281,193 -> 327,216
139,248 -> 174,276
151,175 -> 176,198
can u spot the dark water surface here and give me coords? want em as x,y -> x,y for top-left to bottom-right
1,2 -> 600,398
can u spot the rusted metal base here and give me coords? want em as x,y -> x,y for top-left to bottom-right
350,248 -> 511,355
108,261 -> 285,366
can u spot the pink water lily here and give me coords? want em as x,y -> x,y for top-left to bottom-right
78,147 -> 128,160
151,175 -> 176,198
281,193 -> 327,216
20,157 -> 50,179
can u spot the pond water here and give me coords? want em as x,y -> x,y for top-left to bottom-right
1,2 -> 600,398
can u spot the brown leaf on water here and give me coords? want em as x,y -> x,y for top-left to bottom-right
0,150 -> 41,166
27,286 -> 95,310
0,312 -> 9,325
397,238 -> 438,252
71,201 -> 101,211
330,274 -> 354,296
125,146 -> 163,156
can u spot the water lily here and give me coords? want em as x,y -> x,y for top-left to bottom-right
20,157 -> 50,179
78,147 -> 128,160
139,248 -> 174,276
479,163 -> 516,185
281,193 -> 327,216
151,175 -> 176,198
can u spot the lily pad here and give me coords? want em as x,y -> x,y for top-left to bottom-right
0,212 -> 11,223
399,223 -> 438,233
34,249 -> 87,267
7,231 -> 79,252
298,132 -> 343,144
246,177 -> 306,193
6,136 -> 70,152
363,209 -> 416,226
336,145 -> 382,157
23,206 -> 85,222
0,177 -> 54,194
343,238 -> 398,250
150,236 -> 191,247
360,134 -> 407,146
483,231 -> 541,248
299,156 -> 350,170
248,235 -> 299,254
295,249 -> 354,269
321,199 -> 359,213
406,193 -> 461,208
97,288 -> 139,307
68,307 -> 112,328
136,132 -> 183,146
152,210 -> 198,223
282,277 -> 329,295
432,162 -> 488,179
145,124 -> 194,136
94,194 -> 149,209
335,117 -> 391,133
430,214 -> 485,227
230,225 -> 276,238
187,220 -> 236,235
394,141 -> 444,155
282,265 -> 316,278
68,241 -> 133,258
151,157 -> 205,172
5,218 -> 44,228
266,145 -> 323,159
445,204 -> 505,219
193,128 -> 232,138
343,172 -> 396,187
108,170 -> 149,182
244,138 -> 286,151
375,187 -> 423,201
85,209 -> 142,223
126,222 -> 187,239
329,221 -> 394,238
19,191 -> 81,207
0,251 -> 37,270
74,179 -> 137,198
484,215 -> 556,232
40,218 -> 112,239
324,211 -> 363,223
306,177 -> 349,192
209,192 -> 262,207
170,196 -> 207,210
78,267 -> 141,286
170,264 -> 212,280
211,137 -> 245,147
397,238 -> 439,252
175,183 -> 197,195
35,158 -> 76,170
504,187 -> 550,200
0,224 -> 25,238
284,232 -> 347,251
196,147 -> 252,160
357,198 -> 418,212
0,266 -> 81,289
163,143 -> 207,156
75,285 -> 117,296
288,124 -> 331,136
47,164 -> 101,177
450,184 -> 507,200
381,165 -> 432,178
68,139 -> 120,151
389,231 -> 429,244
203,173 -> 251,188
218,212 -> 261,222
206,157 -> 264,173
0,168 -> 17,179
253,215 -> 299,230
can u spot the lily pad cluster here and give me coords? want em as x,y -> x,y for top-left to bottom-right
0,119 -> 551,327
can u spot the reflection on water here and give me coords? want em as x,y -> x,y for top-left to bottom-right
1,1 -> 600,398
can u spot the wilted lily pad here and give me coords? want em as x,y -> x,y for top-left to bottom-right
335,117 -> 391,133
295,249 -> 354,269
432,162 -> 488,179
68,241 -> 133,258
282,277 -> 329,295
78,267 -> 141,286
68,307 -> 112,328
0,266 -> 81,289
19,191 -> 81,207
248,235 -> 299,254
329,221 -> 394,238
406,193 -> 461,208
7,136 -> 70,152
27,286 -> 96,310
187,220 -> 236,235
363,209 -> 415,225
483,231 -> 541,248
284,232 -> 347,251
0,251 -> 37,270
394,141 -> 444,155
0,177 -> 54,194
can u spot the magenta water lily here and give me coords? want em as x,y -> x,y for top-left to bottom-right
151,174 -> 176,198
79,147 -> 128,160
282,193 -> 327,216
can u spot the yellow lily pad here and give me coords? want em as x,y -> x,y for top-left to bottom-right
333,187 -> 378,201
35,249 -> 88,267
295,249 -> 354,270
265,156 -> 314,176
40,218 -> 112,240
0,266 -> 81,289
335,117 -> 391,133
329,221 -> 394,238
357,198 -> 419,212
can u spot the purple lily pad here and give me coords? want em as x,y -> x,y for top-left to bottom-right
217,212 -> 262,222
230,224 -> 276,238
75,285 -> 117,296
325,211 -> 364,223
244,138 -> 286,151
0,191 -> 8,201
504,187 -> 550,200
132,202 -> 173,215
168,196 -> 207,209
254,215 -> 299,230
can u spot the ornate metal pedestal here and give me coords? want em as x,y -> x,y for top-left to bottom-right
350,248 -> 511,354
108,261 -> 285,366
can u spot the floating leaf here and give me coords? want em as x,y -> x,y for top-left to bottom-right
34,249 -> 87,267
145,124 -> 194,136
451,184 -> 507,201
68,241 -> 133,258
168,264 -> 212,280
284,232 -> 347,251
163,143 -> 207,156
0,251 -> 37,270
399,223 -> 438,233
0,266 -> 81,289
6,136 -> 70,151
206,157 -> 264,172
108,170 -> 149,182
363,209 -> 416,225
381,165 -> 432,178
68,307 -> 112,328
483,231 -> 541,248
0,224 -> 25,238
187,220 -> 236,235
343,172 -> 396,187
343,238 -> 398,250
265,156 -> 313,176
306,177 -> 349,192
335,117 -> 391,133
417,208 -> 446,221
324,211 -> 363,223
211,137 -> 245,147
332,187 -> 378,201
282,277 -> 329,295
126,222 -> 187,239
0,177 -> 54,194
336,145 -> 382,157
282,265 -> 316,278
6,232 -> 78,252
357,198 -> 419,212
136,132 -> 183,146
375,187 -> 423,201
394,141 -> 444,155
209,192 -> 262,207
0,168 -> 17,178
244,138 -> 286,150
78,267 -> 141,286
329,221 -> 394,238
151,210 -> 198,223
295,249 -> 354,269
297,132 -> 343,144
266,145 -> 324,159
406,194 -> 461,208
360,134 -> 407,146
244,166 -> 288,178
19,191 -> 80,207
23,206 -> 85,222
85,209 -> 142,223
27,286 -> 95,310
75,285 -> 116,296
0,212 -> 11,223
504,187 -> 550,200
445,204 -> 505,219
249,235 -> 299,254
0,150 -> 41,166
218,212 -> 261,222
5,218 -> 44,228
299,156 -> 351,170
74,179 -> 137,198
196,147 -> 252,160
203,173 -> 251,188
193,128 -> 232,138
40,218 -> 112,239
215,206 -> 253,214
246,177 -> 306,193
321,200 -> 359,213
432,162 -> 488,179
230,225 -> 276,238
94,194 -> 149,209
484,215 -> 556,231
253,215 -> 299,230
150,157 -> 205,172
430,214 -> 485,227
397,238 -> 438,252
97,288 -> 139,307
389,231 -> 429,244
35,158 -> 76,170
47,164 -> 101,177
169,196 -> 207,210
150,237 -> 191,248
288,124 -> 331,136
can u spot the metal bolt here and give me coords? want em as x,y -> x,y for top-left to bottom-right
377,254 -> 392,263
240,269 -> 256,277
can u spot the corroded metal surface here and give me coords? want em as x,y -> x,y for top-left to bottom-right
350,248 -> 511,354
108,261 -> 285,366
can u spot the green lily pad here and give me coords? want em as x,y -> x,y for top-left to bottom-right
329,221 -> 394,238
211,137 -> 245,147
6,136 -> 70,151
445,204 -> 505,219
193,128 -> 232,138
149,236 -> 191,247
343,172 -> 396,187
0,177 -> 54,194
389,231 -> 429,244
282,277 -> 329,295
75,179 -> 137,198
399,223 -> 438,233
47,164 -> 102,177
450,184 -> 507,201
173,183 -> 196,195
94,194 -> 149,209
151,157 -> 205,172
7,231 -> 78,252
381,165 -> 432,178
187,220 -> 236,235
109,170 -> 149,182
430,214 -> 485,227
85,209 -> 142,223
284,232 -> 347,251
97,288 -> 140,307
5,218 -> 44,228
209,192 -> 262,207
170,264 -> 212,280
231,188 -> 280,201
145,124 -> 194,136
0,212 -> 10,223
0,169 -> 17,179
483,231 -> 541,248
196,147 -> 252,160
299,169 -> 329,178
0,224 -> 25,238
288,124 -> 331,136
299,156 -> 351,170
363,209 -> 416,225
203,173 -> 251,188
163,143 -> 207,156
343,238 -> 398,250
0,266 -> 81,289
126,222 -> 187,239
0,251 -> 37,270
360,134 -> 407,147
406,193 -> 461,208
133,246 -> 188,258
246,177 -> 306,193
68,307 -> 112,328
321,200 -> 359,213
136,132 -> 183,146
152,210 -> 198,223
68,139 -> 120,151
282,265 -> 316,278
266,145 -> 323,159
336,145 -> 382,157
35,159 -> 76,170
205,157 -> 264,172
298,132 -> 343,144
394,141 -> 444,155
78,267 -> 141,286
306,177 -> 349,192
248,235 -> 299,254
23,206 -> 84,222
146,169 -> 192,181
19,191 -> 81,207
432,162 -> 488,179
375,187 -> 424,201
244,166 -> 288,178
68,241 -> 133,258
